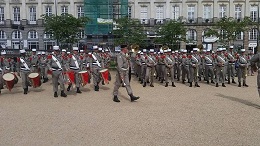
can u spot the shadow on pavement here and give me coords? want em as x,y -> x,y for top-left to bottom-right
216,93 -> 260,109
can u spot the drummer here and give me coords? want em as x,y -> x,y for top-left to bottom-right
39,51 -> 48,83
31,49 -> 39,73
0,51 -> 13,73
16,49 -> 32,94
66,47 -> 82,94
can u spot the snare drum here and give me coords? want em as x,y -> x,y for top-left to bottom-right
10,72 -> 18,84
28,73 -> 41,88
3,73 -> 15,91
66,71 -> 75,84
78,71 -> 89,87
99,69 -> 110,84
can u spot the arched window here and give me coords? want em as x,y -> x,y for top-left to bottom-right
236,32 -> 243,40
0,30 -> 6,39
44,32 -> 53,39
186,29 -> 197,41
28,30 -> 38,39
12,31 -> 22,39
249,28 -> 258,40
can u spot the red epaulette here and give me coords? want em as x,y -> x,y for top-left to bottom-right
47,55 -> 52,60
80,56 -> 84,60
188,55 -> 192,59
182,55 -> 186,59
17,57 -> 20,62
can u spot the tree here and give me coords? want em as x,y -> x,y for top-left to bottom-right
155,20 -> 187,50
204,17 -> 252,47
42,14 -> 89,48
113,17 -> 147,48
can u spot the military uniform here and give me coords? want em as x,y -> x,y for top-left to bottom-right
226,47 -> 236,84
144,49 -> 157,87
215,48 -> 226,87
30,49 -> 39,73
189,50 -> 200,87
164,50 -> 176,87
140,51 -> 147,84
113,46 -> 139,102
204,52 -> 215,84
47,46 -> 67,97
39,52 -> 48,83
250,53 -> 260,96
16,50 -> 31,94
181,51 -> 190,83
66,47 -> 82,93
237,50 -> 248,87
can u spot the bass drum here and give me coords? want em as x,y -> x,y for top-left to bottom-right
10,72 -> 18,84
3,73 -> 15,91
28,73 -> 41,88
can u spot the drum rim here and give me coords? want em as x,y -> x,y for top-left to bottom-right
28,73 -> 39,78
3,73 -> 15,81
79,71 -> 88,73
100,69 -> 108,72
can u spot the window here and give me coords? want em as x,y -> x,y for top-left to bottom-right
235,5 -> 242,20
236,32 -> 243,40
140,6 -> 148,24
29,6 -> 36,24
28,31 -> 38,39
28,41 -> 39,50
12,31 -> 22,39
249,29 -> 258,40
172,6 -> 179,20
44,32 -> 53,39
0,7 -> 4,22
219,5 -> 227,18
13,7 -> 20,24
250,6 -> 258,22
77,6 -> 84,18
156,6 -> 164,22
187,5 -> 195,20
45,6 -> 52,16
78,30 -> 85,39
128,6 -> 132,19
61,6 -> 68,15
0,31 -> 6,39
186,29 -> 197,41
203,5 -> 211,19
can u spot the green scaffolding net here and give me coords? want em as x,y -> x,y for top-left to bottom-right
84,0 -> 128,35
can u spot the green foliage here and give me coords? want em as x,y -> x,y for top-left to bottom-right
204,17 -> 252,47
42,14 -> 89,48
155,20 -> 186,50
113,17 -> 147,47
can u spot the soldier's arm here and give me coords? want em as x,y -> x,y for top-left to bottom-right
117,54 -> 125,75
250,54 -> 259,65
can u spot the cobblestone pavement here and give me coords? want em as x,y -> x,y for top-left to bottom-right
0,71 -> 260,146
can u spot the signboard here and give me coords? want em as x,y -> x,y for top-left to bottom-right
249,43 -> 257,48
97,18 -> 113,24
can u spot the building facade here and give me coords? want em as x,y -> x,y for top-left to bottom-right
128,0 -> 260,51
0,0 -> 84,52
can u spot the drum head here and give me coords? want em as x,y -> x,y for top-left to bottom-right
100,69 -> 108,73
79,71 -> 88,74
28,73 -> 39,78
3,73 -> 15,81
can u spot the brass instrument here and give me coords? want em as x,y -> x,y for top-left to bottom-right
130,44 -> 139,53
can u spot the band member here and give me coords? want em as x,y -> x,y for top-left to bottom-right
113,45 -> 140,102
47,46 -> 67,98
90,45 -> 104,91
67,47 -> 82,93
1,51 -> 13,73
39,51 -> 49,83
143,49 -> 157,87
226,46 -> 236,84
247,51 -> 254,76
250,52 -> 260,96
237,49 -> 248,87
16,49 -> 31,94
181,50 -> 190,84
189,48 -> 200,87
31,49 -> 39,73
204,50 -> 215,84
164,49 -> 176,87
215,48 -> 226,87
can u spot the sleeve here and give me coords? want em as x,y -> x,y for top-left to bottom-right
117,54 -> 125,74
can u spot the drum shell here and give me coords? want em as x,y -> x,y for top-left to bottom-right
28,73 -> 41,88
3,73 -> 15,91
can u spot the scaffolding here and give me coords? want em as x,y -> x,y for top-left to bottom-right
84,0 -> 128,35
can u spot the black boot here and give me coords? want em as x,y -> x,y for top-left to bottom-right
238,82 -> 241,87
61,90 -> 67,97
129,94 -> 140,102
143,82 -> 146,87
182,80 -> 185,84
165,82 -> 168,87
243,82 -> 248,87
199,77 -> 201,81
211,80 -> 215,84
189,82 -> 192,87
76,87 -> 82,93
113,95 -> 120,102
160,79 -> 163,83
207,80 -> 209,84
227,79 -> 230,84
23,88 -> 28,94
140,80 -> 143,84
102,80 -> 105,85
222,83 -> 226,87
216,83 -> 219,87
150,84 -> 154,87
177,77 -> 180,81
232,79 -> 236,84
54,92 -> 58,97
94,86 -> 99,91
172,82 -> 176,87
195,83 -> 200,87
67,84 -> 71,91
43,78 -> 48,83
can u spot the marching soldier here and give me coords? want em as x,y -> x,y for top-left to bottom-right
90,46 -> 104,91
1,51 -> 13,74
16,49 -> 32,94
143,49 -> 157,87
158,50 -> 166,83
204,50 -> 215,84
30,49 -> 39,73
39,51 -> 49,83
189,48 -> 200,87
140,50 -> 147,84
164,49 -> 176,87
135,51 -> 142,81
181,50 -> 190,84
113,45 -> 140,102
237,49 -> 248,87
250,52 -> 260,96
47,46 -> 67,98
215,48 -> 226,87
176,50 -> 182,81
66,47 -> 82,93
226,46 -> 236,84
247,51 -> 254,76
